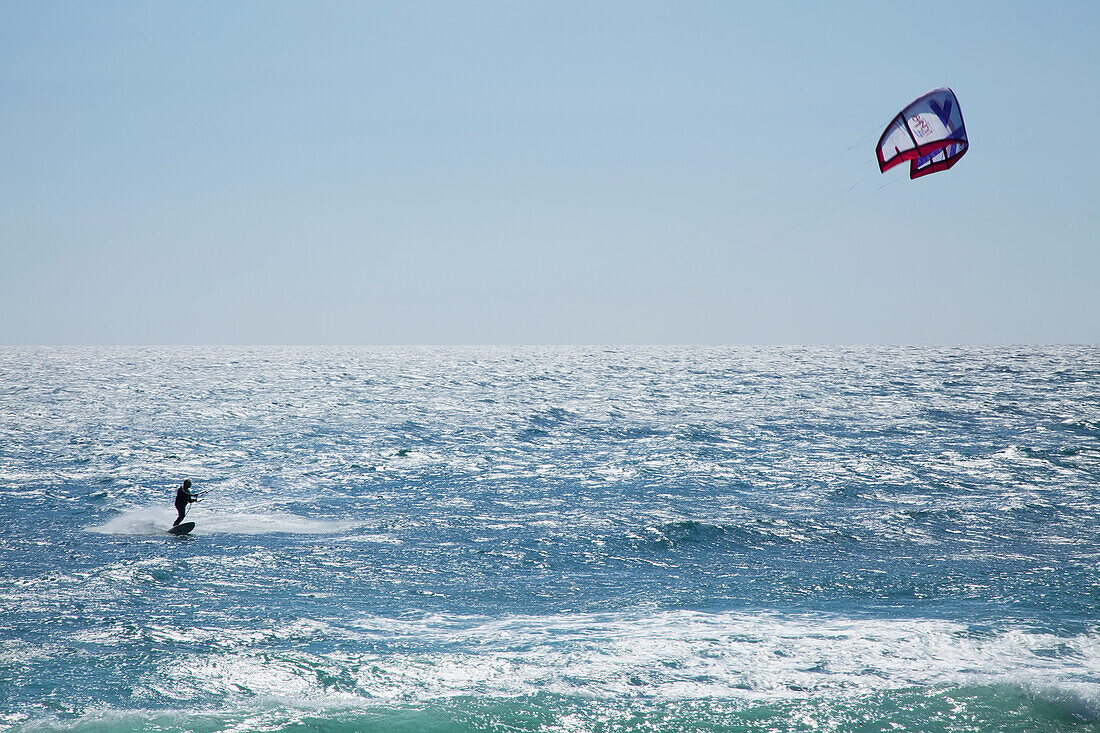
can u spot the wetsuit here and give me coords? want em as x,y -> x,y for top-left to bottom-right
173,485 -> 197,526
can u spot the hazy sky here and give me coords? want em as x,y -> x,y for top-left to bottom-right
2,2 -> 1097,345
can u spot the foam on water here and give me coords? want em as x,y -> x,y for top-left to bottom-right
88,507 -> 361,536
12,613 -> 1100,731
135,610 -> 1100,707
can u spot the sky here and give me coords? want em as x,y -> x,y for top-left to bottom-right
2,1 -> 1098,345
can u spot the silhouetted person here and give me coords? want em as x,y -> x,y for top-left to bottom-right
173,479 -> 200,526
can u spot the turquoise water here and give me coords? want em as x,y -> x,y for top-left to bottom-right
2,346 -> 1099,731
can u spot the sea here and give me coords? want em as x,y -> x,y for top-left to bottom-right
2,346 -> 1099,732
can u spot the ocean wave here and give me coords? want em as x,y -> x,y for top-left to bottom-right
634,518 -> 858,552
120,610 -> 1100,708
14,610 -> 1099,732
10,687 -> 1095,733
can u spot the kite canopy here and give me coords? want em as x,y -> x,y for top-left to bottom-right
877,88 -> 968,179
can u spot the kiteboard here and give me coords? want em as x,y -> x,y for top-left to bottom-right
168,522 -> 195,536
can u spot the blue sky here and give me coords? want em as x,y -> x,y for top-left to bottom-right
2,1 -> 1097,344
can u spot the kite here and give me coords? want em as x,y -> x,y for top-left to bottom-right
876,88 -> 968,179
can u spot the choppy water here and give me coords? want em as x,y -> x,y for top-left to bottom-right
2,346 -> 1099,731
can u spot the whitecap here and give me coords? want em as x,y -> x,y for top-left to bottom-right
146,610 -> 1100,708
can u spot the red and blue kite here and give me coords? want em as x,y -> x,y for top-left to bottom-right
877,88 -> 968,179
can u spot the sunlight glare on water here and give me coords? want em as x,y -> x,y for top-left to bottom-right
2,346 -> 1099,731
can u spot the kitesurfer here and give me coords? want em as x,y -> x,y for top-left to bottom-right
173,479 -> 200,526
